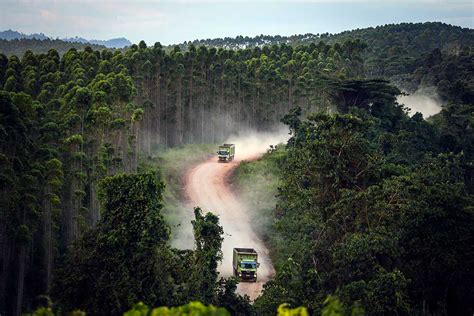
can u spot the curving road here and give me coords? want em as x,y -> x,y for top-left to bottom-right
185,151 -> 275,301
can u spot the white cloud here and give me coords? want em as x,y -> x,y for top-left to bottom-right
0,0 -> 168,42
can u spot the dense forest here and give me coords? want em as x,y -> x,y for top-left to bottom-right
0,38 -> 109,57
177,23 -> 472,52
0,21 -> 473,315
253,87 -> 473,315
0,29 -> 131,52
178,22 -> 474,89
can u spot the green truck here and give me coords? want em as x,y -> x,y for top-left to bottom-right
217,143 -> 235,162
233,248 -> 260,282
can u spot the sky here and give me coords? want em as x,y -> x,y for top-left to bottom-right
0,0 -> 472,45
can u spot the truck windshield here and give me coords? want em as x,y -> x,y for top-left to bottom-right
241,262 -> 256,269
218,151 -> 229,155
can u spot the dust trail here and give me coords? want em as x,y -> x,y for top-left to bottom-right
184,129 -> 288,300
398,88 -> 443,118
224,129 -> 289,158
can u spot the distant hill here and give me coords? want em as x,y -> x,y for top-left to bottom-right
0,29 -> 49,41
175,22 -> 473,52
0,29 -> 131,48
0,38 -> 109,56
62,36 -> 132,48
174,22 -> 474,86
321,22 -> 473,77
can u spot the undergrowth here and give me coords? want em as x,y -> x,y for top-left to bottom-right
140,144 -> 216,245
233,145 -> 286,268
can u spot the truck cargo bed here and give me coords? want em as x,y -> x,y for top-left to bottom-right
234,248 -> 257,254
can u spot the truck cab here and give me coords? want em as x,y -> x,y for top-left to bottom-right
233,248 -> 260,282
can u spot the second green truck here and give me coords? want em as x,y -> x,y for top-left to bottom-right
217,144 -> 235,162
233,248 -> 260,282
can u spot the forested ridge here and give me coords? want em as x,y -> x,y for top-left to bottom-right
177,22 -> 472,52
231,63 -> 473,314
0,38 -> 109,58
0,29 -> 131,56
0,21 -> 473,315
253,95 -> 473,315
177,22 -> 474,89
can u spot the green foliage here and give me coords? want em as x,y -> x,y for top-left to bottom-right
176,22 -> 473,83
131,107 -> 145,122
320,296 -> 363,316
233,146 -> 286,259
139,144 -> 216,242
190,207 -> 224,303
30,307 -> 54,316
64,134 -> 84,145
0,38 -> 109,56
97,172 -> 170,244
213,278 -> 252,315
53,172 -> 173,314
125,301 -> 230,316
0,44 -> 143,314
256,81 -> 474,314
277,303 -> 309,316
31,298 -> 361,316
30,307 -> 86,316
396,47 -> 473,99
51,172 -> 248,315
320,297 -> 344,316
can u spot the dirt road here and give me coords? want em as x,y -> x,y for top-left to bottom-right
185,151 -> 275,301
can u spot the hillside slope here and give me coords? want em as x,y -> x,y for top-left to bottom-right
0,38 -> 109,56
176,22 -> 472,54
175,22 -> 473,84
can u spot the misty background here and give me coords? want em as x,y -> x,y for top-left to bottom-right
0,0 -> 472,45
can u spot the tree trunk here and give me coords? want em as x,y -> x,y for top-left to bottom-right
164,81 -> 169,147
188,63 -> 194,143
176,76 -> 183,146
42,186 -> 53,292
135,122 -> 139,172
155,64 -> 161,147
288,77 -> 293,112
89,181 -> 98,225
0,221 -> 11,311
237,74 -> 241,132
14,245 -> 25,316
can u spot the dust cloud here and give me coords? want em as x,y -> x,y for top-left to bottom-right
398,88 -> 443,118
223,127 -> 290,159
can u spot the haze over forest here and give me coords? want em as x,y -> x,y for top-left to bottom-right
0,0 -> 472,44
0,1 -> 473,315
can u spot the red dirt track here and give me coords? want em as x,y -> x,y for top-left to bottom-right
185,153 -> 275,301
